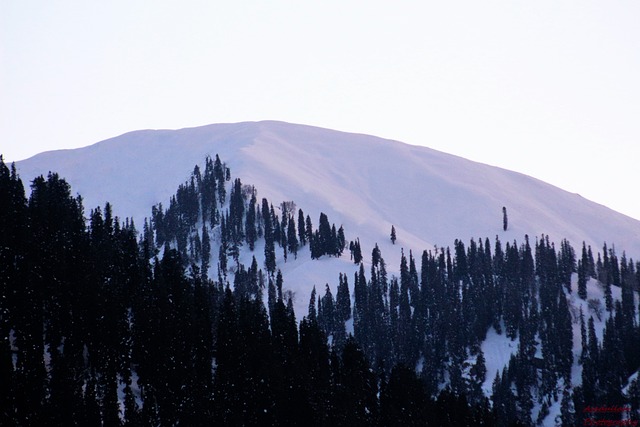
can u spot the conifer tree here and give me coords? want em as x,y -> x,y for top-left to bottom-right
578,259 -> 588,300
201,224 -> 210,279
305,215 -> 313,247
337,225 -> 346,256
335,337 -> 378,425
287,215 -> 298,259
259,229 -> 275,269
213,154 -> 226,203
245,191 -> 257,251
353,264 -> 369,351
297,209 -> 306,246
318,212 -> 332,256
308,286 -> 317,323
469,348 -> 487,404
336,273 -> 351,322
267,277 -> 277,318
502,206 -> 508,231
380,364 -> 428,426
319,284 -> 336,336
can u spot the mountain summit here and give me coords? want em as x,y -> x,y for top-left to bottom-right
16,120 -> 640,260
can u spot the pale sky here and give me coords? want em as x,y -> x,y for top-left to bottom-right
2,1 -> 639,220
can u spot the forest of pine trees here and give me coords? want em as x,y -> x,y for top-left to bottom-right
2,154 -> 640,426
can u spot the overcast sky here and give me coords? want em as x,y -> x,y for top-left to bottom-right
2,1 -> 639,220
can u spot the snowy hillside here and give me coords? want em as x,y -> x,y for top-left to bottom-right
8,121 -> 640,425
16,120 -> 640,263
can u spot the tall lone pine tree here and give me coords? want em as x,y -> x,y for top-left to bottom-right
502,206 -> 508,231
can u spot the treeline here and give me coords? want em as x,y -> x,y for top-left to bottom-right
149,155 -> 345,278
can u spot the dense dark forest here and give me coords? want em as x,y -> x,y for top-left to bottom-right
1,154 -> 640,426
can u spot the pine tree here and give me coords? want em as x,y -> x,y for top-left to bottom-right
245,191 -> 257,251
213,154 -> 226,203
336,273 -> 351,322
297,209 -> 306,246
264,225 -> 276,275
469,348 -> 487,404
0,158 -> 27,425
578,242 -> 589,299
318,212 -> 332,256
305,215 -> 313,247
353,264 -> 372,355
502,206 -> 508,231
351,238 -> 363,264
390,225 -> 397,244
336,337 -> 378,425
287,215 -> 298,259
201,224 -> 211,279
579,307 -> 587,364
267,277 -> 277,318
380,364 -> 428,426
308,286 -> 317,323
337,226 -> 345,256
319,284 -> 336,336
560,388 -> 575,426
578,259 -> 588,300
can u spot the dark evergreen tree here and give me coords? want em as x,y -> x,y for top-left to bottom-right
578,241 -> 590,299
318,212 -> 332,256
305,215 -> 313,248
200,155 -> 217,225
336,273 -> 351,323
578,259 -> 588,300
353,264 -> 369,350
213,154 -> 226,203
380,364 -> 428,426
245,190 -> 257,251
337,225 -> 346,256
334,337 -> 378,425
201,223 -> 211,279
307,285 -> 317,323
297,209 -> 307,246
469,348 -> 487,405
264,227 -> 276,275
502,206 -> 508,231
350,238 -> 363,264
319,284 -> 336,337
559,238 -> 576,292
261,198 -> 277,274
298,315 -> 331,423
0,158 -> 26,426
287,214 -> 299,259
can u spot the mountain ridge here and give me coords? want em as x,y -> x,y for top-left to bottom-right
15,120 -> 640,261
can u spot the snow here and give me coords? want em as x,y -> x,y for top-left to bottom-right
15,121 -> 640,265
481,326 -> 518,396
13,120 -> 640,417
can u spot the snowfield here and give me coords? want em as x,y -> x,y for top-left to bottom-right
15,120 -> 640,264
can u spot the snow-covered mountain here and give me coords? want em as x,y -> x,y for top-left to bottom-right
15,120 -> 640,262
12,121 -> 640,424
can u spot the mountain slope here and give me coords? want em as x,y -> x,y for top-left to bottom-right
11,121 -> 640,425
16,120 -> 640,262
